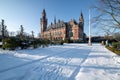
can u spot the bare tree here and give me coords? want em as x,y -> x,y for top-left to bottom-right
1,20 -> 5,38
20,25 -> 24,39
93,0 -> 120,35
1,19 -> 9,38
113,33 -> 120,41
31,31 -> 34,39
38,33 -> 41,38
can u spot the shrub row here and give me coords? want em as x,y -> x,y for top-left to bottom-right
2,37 -> 84,50
2,37 -> 20,50
106,46 -> 120,55
2,37 -> 50,50
112,42 -> 120,49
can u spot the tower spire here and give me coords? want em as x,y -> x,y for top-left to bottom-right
40,9 -> 47,34
81,11 -> 83,17
42,9 -> 46,17
79,11 -> 84,23
79,11 -> 84,34
54,16 -> 56,24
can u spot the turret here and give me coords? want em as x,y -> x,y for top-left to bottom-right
40,9 -> 47,33
79,12 -> 84,31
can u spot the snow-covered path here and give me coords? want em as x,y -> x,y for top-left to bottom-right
75,44 -> 120,80
0,43 -> 120,80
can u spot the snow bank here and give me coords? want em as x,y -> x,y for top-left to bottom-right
0,42 -> 2,45
0,43 -> 120,80
0,50 -> 45,60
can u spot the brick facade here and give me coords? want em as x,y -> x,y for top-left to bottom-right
40,9 -> 84,42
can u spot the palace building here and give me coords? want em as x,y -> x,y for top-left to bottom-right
40,9 -> 85,42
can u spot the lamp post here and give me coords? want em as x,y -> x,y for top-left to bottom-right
88,8 -> 92,46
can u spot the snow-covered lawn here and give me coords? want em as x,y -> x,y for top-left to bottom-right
0,43 -> 120,80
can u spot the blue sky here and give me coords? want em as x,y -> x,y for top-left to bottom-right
0,0 -> 100,37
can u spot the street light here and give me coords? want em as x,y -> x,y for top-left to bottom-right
88,8 -> 92,46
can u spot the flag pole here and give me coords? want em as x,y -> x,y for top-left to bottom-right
88,8 -> 92,46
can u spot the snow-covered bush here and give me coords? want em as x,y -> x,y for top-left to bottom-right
2,37 -> 19,50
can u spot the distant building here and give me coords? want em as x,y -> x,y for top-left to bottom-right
86,36 -> 117,43
40,9 -> 85,42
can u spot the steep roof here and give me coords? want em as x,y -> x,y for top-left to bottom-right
46,20 -> 66,30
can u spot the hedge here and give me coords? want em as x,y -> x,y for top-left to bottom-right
2,37 -> 19,50
106,46 -> 120,55
112,42 -> 120,49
